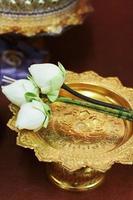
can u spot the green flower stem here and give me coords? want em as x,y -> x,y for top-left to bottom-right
62,83 -> 130,112
56,97 -> 133,121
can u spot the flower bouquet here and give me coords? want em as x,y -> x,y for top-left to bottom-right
2,63 -> 133,191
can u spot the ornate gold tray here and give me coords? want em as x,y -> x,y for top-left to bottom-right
8,70 -> 133,191
0,0 -> 92,36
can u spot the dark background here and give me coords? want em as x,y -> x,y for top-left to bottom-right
1,0 -> 133,199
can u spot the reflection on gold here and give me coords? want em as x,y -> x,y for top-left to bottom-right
46,163 -> 105,191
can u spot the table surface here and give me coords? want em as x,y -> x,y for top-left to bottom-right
1,0 -> 133,200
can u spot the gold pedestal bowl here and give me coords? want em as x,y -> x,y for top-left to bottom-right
8,71 -> 133,191
0,0 -> 93,36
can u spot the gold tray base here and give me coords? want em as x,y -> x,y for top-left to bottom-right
47,163 -> 105,191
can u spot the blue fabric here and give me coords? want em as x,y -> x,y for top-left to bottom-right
0,35 -> 49,85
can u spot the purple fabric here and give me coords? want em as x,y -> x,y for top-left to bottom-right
0,34 -> 49,85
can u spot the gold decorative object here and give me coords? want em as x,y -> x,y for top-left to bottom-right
8,71 -> 133,191
0,0 -> 93,36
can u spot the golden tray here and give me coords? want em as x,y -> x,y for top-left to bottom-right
0,0 -> 92,36
8,71 -> 133,191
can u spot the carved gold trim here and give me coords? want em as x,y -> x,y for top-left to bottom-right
0,0 -> 92,36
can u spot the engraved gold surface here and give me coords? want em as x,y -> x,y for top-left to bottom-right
8,70 -> 133,174
0,0 -> 92,36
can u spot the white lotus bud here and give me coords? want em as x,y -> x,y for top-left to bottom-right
16,100 -> 49,131
1,79 -> 38,107
29,63 -> 66,102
